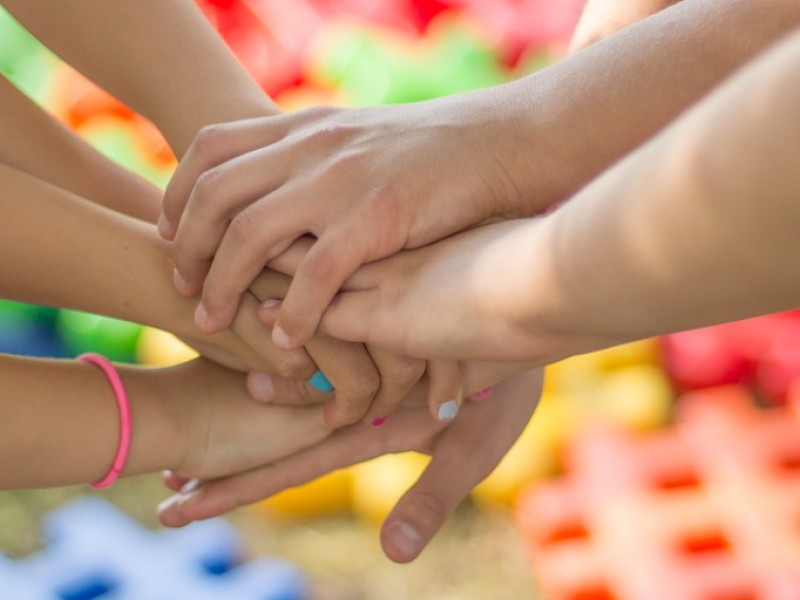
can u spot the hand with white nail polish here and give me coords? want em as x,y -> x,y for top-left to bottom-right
155,358 -> 331,485
158,370 -> 543,564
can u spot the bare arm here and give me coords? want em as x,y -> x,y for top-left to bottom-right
0,0 -> 278,157
0,74 -> 159,222
307,29 -> 800,363
0,354 -> 328,490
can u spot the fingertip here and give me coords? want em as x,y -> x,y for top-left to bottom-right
194,302 -> 231,334
381,520 -> 424,564
272,323 -> 301,350
247,372 -> 275,402
258,299 -> 281,327
158,213 -> 177,240
173,268 -> 197,297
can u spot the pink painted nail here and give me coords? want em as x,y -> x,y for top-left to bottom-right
474,387 -> 494,399
371,416 -> 389,427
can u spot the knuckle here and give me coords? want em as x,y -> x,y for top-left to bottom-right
301,249 -> 340,287
193,123 -> 228,157
407,487 -> 449,525
309,123 -> 354,146
185,168 -> 227,221
382,359 -> 426,388
275,353 -> 315,380
228,206 -> 261,245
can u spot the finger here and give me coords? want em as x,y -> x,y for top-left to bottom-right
247,371 -> 331,405
426,359 -> 464,422
363,348 -> 426,425
196,189 -> 310,333
161,116 -> 291,239
157,406 -> 445,527
230,291 -> 317,380
171,148 -> 289,296
162,470 -> 191,492
271,230 -> 371,350
381,371 -> 542,563
306,336 -> 381,428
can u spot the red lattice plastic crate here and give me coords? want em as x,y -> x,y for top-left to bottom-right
517,385 -> 800,600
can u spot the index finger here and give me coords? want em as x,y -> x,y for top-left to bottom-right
160,117 -> 289,239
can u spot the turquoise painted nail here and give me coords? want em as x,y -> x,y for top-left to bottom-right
309,370 -> 334,392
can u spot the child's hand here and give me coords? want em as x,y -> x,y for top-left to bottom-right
262,220 -> 590,365
158,358 -> 332,481
159,369 -> 543,563
247,268 -> 427,427
161,94 -> 547,351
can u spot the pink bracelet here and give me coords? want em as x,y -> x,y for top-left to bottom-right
78,353 -> 132,489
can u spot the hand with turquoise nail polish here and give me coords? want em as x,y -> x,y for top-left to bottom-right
309,371 -> 334,393
159,370 -> 543,564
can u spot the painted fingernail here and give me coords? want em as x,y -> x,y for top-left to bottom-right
386,521 -> 422,559
157,495 -> 180,513
272,324 -> 292,349
474,387 -> 494,399
194,303 -> 209,330
437,399 -> 458,421
371,415 -> 389,427
173,268 -> 190,294
180,479 -> 200,495
249,372 -> 275,402
309,370 -> 334,392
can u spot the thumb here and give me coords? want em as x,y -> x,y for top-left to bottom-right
379,447 -> 478,563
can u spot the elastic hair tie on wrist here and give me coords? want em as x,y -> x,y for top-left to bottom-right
78,353 -> 132,489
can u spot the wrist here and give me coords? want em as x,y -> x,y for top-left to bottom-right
113,365 -> 187,476
481,76 -> 578,218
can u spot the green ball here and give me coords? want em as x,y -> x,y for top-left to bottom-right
57,310 -> 143,363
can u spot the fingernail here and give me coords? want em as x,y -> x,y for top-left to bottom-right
180,479 -> 200,494
157,214 -> 173,238
387,521 -> 422,559
371,415 -> 389,427
262,298 -> 281,310
158,495 -> 180,513
250,372 -> 275,402
474,387 -> 494,399
173,268 -> 190,294
437,399 -> 458,421
309,370 -> 334,392
195,303 -> 209,330
272,324 -> 293,349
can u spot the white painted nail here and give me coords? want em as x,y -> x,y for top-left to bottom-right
437,399 -> 458,421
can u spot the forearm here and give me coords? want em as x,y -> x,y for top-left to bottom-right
497,0 -> 800,212
533,29 -> 800,344
0,162 -> 194,332
0,354 -> 179,489
0,75 -> 160,222
0,0 -> 278,157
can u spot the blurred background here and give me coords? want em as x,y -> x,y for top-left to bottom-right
2,1 -> 800,599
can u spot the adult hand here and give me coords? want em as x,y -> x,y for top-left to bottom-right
161,91 -> 544,351
159,369 -> 543,563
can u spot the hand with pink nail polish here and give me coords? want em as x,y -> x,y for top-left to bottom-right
158,369 -> 543,564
